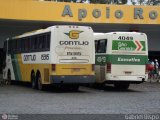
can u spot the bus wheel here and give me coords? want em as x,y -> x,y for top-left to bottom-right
37,75 -> 44,90
114,82 -> 130,90
31,73 -> 36,89
70,85 -> 79,91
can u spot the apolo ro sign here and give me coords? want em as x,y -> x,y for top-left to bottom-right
62,5 -> 158,21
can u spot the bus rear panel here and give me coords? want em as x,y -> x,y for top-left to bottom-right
49,26 -> 95,84
94,32 -> 148,89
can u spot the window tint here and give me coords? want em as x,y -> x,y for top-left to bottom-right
21,38 -> 25,52
38,36 -> 43,49
7,32 -> 51,54
96,39 -> 107,53
46,34 -> 50,50
17,39 -> 21,52
95,40 -> 98,53
24,38 -> 30,51
3,41 -> 7,52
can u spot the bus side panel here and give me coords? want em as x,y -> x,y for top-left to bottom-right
5,54 -> 51,84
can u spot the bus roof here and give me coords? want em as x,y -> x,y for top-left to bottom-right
13,27 -> 52,39
105,32 -> 146,36
94,33 -> 106,40
13,25 -> 91,39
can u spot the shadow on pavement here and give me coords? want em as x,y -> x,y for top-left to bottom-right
83,84 -> 143,93
8,81 -> 88,93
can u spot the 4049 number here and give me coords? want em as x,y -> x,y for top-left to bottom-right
118,36 -> 133,40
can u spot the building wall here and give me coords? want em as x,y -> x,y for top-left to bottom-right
0,0 -> 160,24
0,0 -> 160,51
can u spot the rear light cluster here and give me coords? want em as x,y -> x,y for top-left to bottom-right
69,26 -> 79,28
145,64 -> 148,74
56,26 -> 79,28
52,64 -> 56,71
106,63 -> 111,73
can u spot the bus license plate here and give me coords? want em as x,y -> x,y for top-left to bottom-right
124,71 -> 132,75
73,68 -> 80,72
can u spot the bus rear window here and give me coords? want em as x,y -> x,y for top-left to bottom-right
95,39 -> 107,53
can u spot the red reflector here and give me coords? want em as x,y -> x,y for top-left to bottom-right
106,63 -> 111,73
52,64 -> 56,71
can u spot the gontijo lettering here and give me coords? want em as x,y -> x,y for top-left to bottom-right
59,41 -> 89,45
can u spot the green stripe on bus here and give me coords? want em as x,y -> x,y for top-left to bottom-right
15,54 -> 22,80
11,54 -> 22,80
96,54 -> 148,65
11,54 -> 19,80
112,40 -> 146,51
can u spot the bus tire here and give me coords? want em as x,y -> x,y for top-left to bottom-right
114,82 -> 130,90
70,85 -> 79,91
37,74 -> 44,90
31,72 -> 37,89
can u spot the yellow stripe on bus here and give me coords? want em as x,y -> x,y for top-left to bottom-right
56,64 -> 94,75
17,54 -> 50,83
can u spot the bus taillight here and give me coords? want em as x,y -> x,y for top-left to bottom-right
92,64 -> 95,71
52,64 -> 56,71
106,63 -> 111,73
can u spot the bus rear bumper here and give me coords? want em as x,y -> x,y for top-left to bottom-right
50,75 -> 95,84
105,75 -> 147,83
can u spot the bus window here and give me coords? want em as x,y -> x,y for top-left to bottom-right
38,36 -> 43,49
21,38 -> 25,52
13,40 -> 17,52
27,37 -> 31,52
46,34 -> 50,50
17,39 -> 21,52
97,39 -> 107,53
33,36 -> 37,50
95,40 -> 98,53
31,37 -> 35,51
24,38 -> 27,52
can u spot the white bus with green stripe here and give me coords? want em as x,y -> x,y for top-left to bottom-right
94,32 -> 148,89
3,25 -> 95,90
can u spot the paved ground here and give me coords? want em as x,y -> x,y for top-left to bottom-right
0,82 -> 160,115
